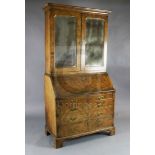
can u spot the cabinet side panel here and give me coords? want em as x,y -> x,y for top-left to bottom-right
44,75 -> 57,136
45,11 -> 51,74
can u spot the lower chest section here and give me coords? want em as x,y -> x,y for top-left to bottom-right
56,91 -> 115,137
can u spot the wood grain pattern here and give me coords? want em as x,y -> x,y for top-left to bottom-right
44,75 -> 57,136
52,73 -> 114,98
44,11 -> 51,74
56,93 -> 114,138
57,97 -> 88,125
43,3 -> 111,15
43,3 -> 115,148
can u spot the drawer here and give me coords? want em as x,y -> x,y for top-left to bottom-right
95,92 -> 113,99
88,115 -> 113,131
88,96 -> 114,119
89,103 -> 114,118
57,97 -> 89,125
58,121 -> 88,137
88,92 -> 114,109
58,109 -> 88,124
89,98 -> 113,108
88,94 -> 114,109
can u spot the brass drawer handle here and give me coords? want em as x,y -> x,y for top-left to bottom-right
97,102 -> 104,107
98,96 -> 104,100
70,117 -> 77,121
70,102 -> 78,111
101,96 -> 104,99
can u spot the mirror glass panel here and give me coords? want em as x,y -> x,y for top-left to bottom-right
85,18 -> 104,66
55,16 -> 77,68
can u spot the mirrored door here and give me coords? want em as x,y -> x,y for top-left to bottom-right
52,10 -> 81,73
82,14 -> 108,72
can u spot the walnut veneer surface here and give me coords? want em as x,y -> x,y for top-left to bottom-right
43,3 -> 115,148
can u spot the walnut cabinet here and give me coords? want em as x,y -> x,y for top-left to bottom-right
43,3 -> 115,148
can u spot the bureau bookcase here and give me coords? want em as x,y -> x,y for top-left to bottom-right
43,3 -> 115,148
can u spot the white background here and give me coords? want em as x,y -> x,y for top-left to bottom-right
0,0 -> 25,155
0,0 -> 155,155
25,1 -> 130,155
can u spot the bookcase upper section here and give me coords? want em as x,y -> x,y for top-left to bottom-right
44,3 -> 111,74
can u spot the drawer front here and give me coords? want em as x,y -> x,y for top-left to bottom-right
56,92 -> 114,137
92,92 -> 113,100
88,93 -> 114,118
57,97 -> 88,125
88,115 -> 113,131
89,103 -> 114,118
58,121 -> 88,137
89,99 -> 114,117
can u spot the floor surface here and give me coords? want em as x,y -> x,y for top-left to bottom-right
25,99 -> 130,155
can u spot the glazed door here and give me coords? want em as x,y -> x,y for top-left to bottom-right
51,10 -> 81,73
81,14 -> 108,72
